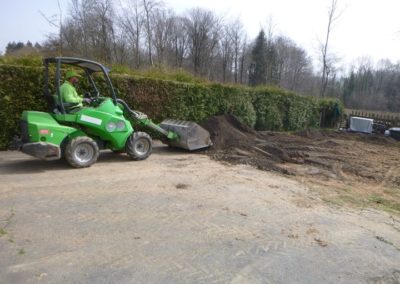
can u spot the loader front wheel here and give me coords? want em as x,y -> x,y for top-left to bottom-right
65,136 -> 99,168
126,132 -> 152,160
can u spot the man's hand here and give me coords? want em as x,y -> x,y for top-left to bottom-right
82,98 -> 92,104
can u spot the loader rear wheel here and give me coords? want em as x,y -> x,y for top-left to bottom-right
65,136 -> 99,168
126,132 -> 152,160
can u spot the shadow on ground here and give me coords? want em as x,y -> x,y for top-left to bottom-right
0,144 -> 193,175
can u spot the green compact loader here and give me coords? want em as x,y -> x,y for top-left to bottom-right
14,57 -> 212,168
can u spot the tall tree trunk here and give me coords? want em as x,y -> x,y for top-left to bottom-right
320,0 -> 339,97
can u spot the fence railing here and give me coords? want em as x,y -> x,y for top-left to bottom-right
344,109 -> 400,129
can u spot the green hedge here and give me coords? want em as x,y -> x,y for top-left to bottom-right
253,87 -> 322,131
0,63 -> 342,150
0,65 -> 47,149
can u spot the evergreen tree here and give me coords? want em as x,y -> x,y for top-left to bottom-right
249,30 -> 267,86
34,42 -> 42,49
5,42 -> 17,55
5,41 -> 26,55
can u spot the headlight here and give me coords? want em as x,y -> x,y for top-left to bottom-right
116,121 -> 126,130
106,121 -> 116,132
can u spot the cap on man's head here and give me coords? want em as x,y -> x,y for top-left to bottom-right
65,70 -> 81,79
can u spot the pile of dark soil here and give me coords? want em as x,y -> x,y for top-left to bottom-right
200,114 -> 257,150
200,114 -> 400,186
200,114 -> 305,174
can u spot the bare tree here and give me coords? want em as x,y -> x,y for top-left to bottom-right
119,0 -> 143,67
170,16 -> 188,68
113,33 -> 129,65
320,0 -> 342,97
152,8 -> 174,66
228,19 -> 245,83
68,0 -> 93,57
220,25 -> 233,82
39,0 -> 64,55
275,36 -> 313,92
57,0 -> 117,62
239,36 -> 249,84
142,0 -> 163,66
93,0 -> 115,63
185,8 -> 221,76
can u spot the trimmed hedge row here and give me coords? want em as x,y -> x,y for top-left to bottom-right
0,64 -> 342,150
0,65 -> 47,150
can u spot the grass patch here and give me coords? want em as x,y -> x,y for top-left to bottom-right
323,193 -> 400,215
18,248 -> 25,255
323,194 -> 365,207
368,195 -> 400,214
0,228 -> 7,236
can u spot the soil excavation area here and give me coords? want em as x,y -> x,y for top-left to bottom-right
201,114 -> 400,214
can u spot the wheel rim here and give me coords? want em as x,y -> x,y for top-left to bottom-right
135,138 -> 150,156
73,143 -> 94,164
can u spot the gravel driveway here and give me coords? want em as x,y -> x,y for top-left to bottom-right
1,143 -> 399,283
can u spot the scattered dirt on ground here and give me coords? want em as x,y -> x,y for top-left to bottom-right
201,114 -> 400,213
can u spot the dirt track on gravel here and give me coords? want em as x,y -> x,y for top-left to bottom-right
1,144 -> 400,283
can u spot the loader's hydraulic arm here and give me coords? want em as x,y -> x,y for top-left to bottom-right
116,99 -> 178,140
116,99 -> 211,150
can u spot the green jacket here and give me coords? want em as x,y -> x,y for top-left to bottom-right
60,81 -> 83,108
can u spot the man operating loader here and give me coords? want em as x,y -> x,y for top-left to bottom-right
60,70 -> 91,111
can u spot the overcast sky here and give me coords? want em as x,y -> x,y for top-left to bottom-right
1,0 -> 400,70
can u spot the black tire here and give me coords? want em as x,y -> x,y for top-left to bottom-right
126,132 -> 152,160
65,136 -> 99,168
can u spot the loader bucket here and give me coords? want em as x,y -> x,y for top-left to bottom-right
160,119 -> 212,151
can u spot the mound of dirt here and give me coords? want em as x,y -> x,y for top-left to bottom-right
200,114 -> 257,151
200,114 -> 305,174
200,114 -> 400,187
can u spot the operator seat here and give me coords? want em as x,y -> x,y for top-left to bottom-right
52,95 -> 80,114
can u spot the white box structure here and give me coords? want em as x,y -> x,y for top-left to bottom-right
349,117 -> 373,134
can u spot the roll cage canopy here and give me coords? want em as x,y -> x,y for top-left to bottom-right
44,57 -> 110,73
43,57 -> 118,114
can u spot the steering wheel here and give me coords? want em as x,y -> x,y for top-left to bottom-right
84,90 -> 100,99
82,91 -> 101,106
